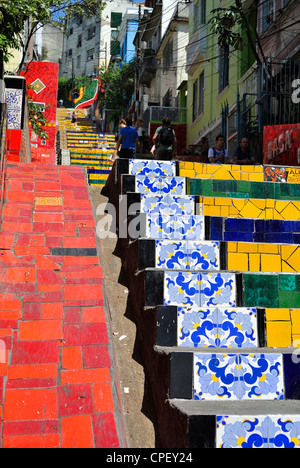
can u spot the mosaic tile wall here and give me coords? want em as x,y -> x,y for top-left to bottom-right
57,109 -> 114,187
112,158 -> 300,448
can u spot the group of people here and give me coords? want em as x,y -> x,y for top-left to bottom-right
113,115 -> 257,165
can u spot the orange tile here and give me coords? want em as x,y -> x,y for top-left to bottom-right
92,382 -> 115,413
41,302 -> 64,319
3,433 -> 61,449
64,284 -> 103,302
3,388 -> 58,421
8,363 -> 58,380
61,414 -> 94,448
1,267 -> 37,284
61,346 -> 83,369
81,307 -> 106,323
60,368 -> 111,385
19,320 -> 63,341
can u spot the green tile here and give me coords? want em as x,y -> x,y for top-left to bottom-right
189,179 -> 202,195
279,291 -> 300,308
279,275 -> 295,291
202,179 -> 213,193
237,181 -> 250,193
290,184 -> 300,198
213,179 -> 237,193
250,182 -> 275,199
227,192 -> 249,199
243,274 -> 279,308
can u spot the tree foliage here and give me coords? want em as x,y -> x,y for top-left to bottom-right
0,0 -> 105,69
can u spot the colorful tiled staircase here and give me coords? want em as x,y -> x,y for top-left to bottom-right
56,109 -> 115,187
103,158 -> 300,448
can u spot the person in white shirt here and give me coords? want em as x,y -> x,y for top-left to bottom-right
208,134 -> 230,164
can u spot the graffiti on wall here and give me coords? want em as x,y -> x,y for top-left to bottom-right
263,123 -> 300,166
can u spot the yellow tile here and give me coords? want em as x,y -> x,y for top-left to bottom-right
265,308 -> 290,321
291,309 -> 300,334
180,169 -> 196,178
206,205 -> 221,217
237,243 -> 258,253
231,165 -> 241,171
215,198 -> 232,206
266,199 -> 275,208
261,254 -> 282,272
281,245 -> 298,262
196,173 -> 212,179
286,247 -> 300,273
243,166 -> 254,173
230,171 -> 241,180
255,166 -> 263,172
213,166 -> 232,180
202,197 -> 215,205
239,201 -> 262,219
220,206 -> 229,217
240,172 -> 249,180
249,173 -> 264,181
227,242 -> 237,252
272,210 -> 284,220
229,206 -> 240,216
194,162 -> 203,175
265,208 -> 274,219
249,253 -> 260,271
250,198 -> 266,210
292,335 -> 300,348
282,260 -> 297,273
227,253 -> 248,271
257,211 -> 266,219
266,321 -> 292,347
182,162 -> 194,170
280,202 -> 300,220
232,199 -> 246,211
258,244 -> 279,254
206,165 -> 219,174
275,200 -> 288,213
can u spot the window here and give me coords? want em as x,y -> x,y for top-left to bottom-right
111,12 -> 122,29
194,1 -> 200,31
261,0 -> 275,33
68,49 -> 72,56
69,27 -> 73,35
192,73 -> 204,122
87,49 -> 94,61
198,72 -> 204,115
193,80 -> 198,122
87,27 -> 96,40
219,45 -> 229,94
77,35 -> 82,47
163,39 -> 173,71
201,0 -> 206,24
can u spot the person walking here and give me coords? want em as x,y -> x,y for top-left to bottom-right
153,116 -> 177,160
116,116 -> 139,159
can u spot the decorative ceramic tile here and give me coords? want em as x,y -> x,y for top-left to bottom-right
155,240 -> 219,270
216,415 -> 300,448
141,194 -> 194,216
6,88 -> 23,130
200,272 -> 236,307
129,159 -> 176,177
146,214 -> 204,240
35,197 -> 63,206
164,271 -> 200,307
177,307 -> 258,348
135,176 -> 185,195
194,353 -> 284,401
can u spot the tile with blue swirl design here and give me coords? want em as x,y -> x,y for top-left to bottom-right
129,159 -> 176,177
164,271 -> 200,307
135,176 -> 185,195
194,353 -> 284,401
155,240 -> 219,271
146,214 -> 204,240
177,307 -> 257,348
141,194 -> 195,216
200,272 -> 236,307
216,415 -> 300,448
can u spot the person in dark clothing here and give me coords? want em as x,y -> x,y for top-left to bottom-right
116,117 -> 139,159
233,137 -> 256,165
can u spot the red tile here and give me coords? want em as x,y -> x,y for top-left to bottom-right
64,284 -> 103,302
37,270 -> 64,285
23,303 -> 41,320
82,346 -> 111,368
92,382 -> 115,413
19,319 -> 63,341
11,341 -> 60,364
58,384 -> 93,416
64,307 -> 81,323
60,368 -> 111,386
64,323 -> 108,346
3,419 -> 59,436
3,433 -> 61,448
61,346 -> 83,369
92,413 -> 120,448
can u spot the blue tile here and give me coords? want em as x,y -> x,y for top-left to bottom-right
253,232 -> 265,242
224,231 -> 253,242
283,221 -> 300,232
293,233 -> 300,244
255,220 -> 284,233
264,232 -> 293,243
210,217 -> 223,241
225,218 -> 254,232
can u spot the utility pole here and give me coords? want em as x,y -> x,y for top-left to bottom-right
135,4 -> 142,122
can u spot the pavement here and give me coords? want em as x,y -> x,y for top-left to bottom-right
0,162 -> 128,448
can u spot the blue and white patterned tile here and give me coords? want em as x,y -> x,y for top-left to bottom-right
168,195 -> 195,216
194,353 -> 284,401
156,240 -> 188,269
239,353 -> 284,400
177,307 -> 257,348
141,194 -> 171,216
177,306 -> 218,347
216,415 -> 300,448
129,159 -> 176,177
135,176 -> 185,195
164,271 -> 200,307
200,272 -> 236,307
146,214 -> 204,240
217,307 -> 257,348
187,241 -> 220,270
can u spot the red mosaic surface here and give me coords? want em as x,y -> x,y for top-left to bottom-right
0,163 -> 124,448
